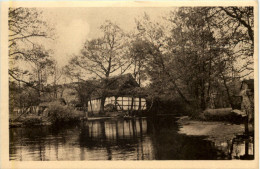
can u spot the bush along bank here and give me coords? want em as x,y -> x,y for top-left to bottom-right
10,101 -> 86,127
10,115 -> 49,128
42,101 -> 85,125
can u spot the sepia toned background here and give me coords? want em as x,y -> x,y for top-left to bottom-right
1,0 -> 259,168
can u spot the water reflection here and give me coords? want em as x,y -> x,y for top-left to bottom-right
9,117 -> 254,160
213,135 -> 254,160
78,119 -> 154,160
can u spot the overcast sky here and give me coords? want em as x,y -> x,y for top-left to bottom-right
41,7 -> 174,67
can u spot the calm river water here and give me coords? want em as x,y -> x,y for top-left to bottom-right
10,116 -> 254,160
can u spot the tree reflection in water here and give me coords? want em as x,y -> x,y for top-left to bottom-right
78,118 -> 155,160
9,117 -> 254,160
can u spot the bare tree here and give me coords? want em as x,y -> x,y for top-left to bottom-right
50,61 -> 63,98
9,8 -> 54,85
68,20 -> 132,113
208,7 -> 254,77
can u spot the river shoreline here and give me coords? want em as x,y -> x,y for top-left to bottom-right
9,115 -> 254,160
176,116 -> 252,143
9,115 -> 148,128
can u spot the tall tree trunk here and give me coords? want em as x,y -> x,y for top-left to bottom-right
156,51 -> 190,105
38,69 -> 41,97
200,62 -> 206,110
100,96 -> 106,115
99,66 -> 110,115
200,79 -> 206,110
171,79 -> 191,105
207,58 -> 212,108
19,80 -> 21,110
221,73 -> 234,108
131,97 -> 134,112
138,97 -> 141,111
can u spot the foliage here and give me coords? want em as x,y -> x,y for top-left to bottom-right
42,101 -> 85,124
8,7 -> 62,115
131,7 -> 254,112
66,20 -> 132,80
65,7 -> 254,114
9,81 -> 40,113
9,7 -> 254,118
9,7 -> 51,57
22,116 -> 42,126
9,7 -> 55,100
66,20 -> 134,113
167,7 -> 226,109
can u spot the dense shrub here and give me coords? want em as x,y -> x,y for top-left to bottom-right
22,116 -> 42,126
42,101 -> 85,124
148,97 -> 199,116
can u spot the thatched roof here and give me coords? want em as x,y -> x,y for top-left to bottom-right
103,73 -> 139,90
58,74 -> 146,101
86,73 -> 146,99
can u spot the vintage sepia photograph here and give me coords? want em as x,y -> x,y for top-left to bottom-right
4,2 -> 257,163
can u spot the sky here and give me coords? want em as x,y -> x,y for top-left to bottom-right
40,7 -> 174,67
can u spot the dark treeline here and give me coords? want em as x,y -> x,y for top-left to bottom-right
9,7 -> 254,117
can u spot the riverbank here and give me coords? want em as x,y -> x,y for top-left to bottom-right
9,113 -> 147,127
177,116 -> 254,160
10,115 -> 254,160
177,116 -> 252,143
197,108 -> 246,123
